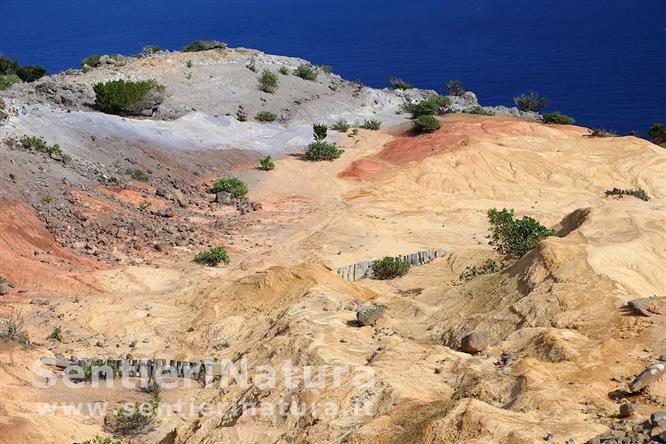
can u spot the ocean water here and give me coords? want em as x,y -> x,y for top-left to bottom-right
1,0 -> 664,134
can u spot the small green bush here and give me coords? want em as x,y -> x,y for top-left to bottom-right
410,100 -> 438,118
48,326 -> 63,342
211,177 -> 248,198
372,257 -> 410,280
412,115 -> 441,133
447,80 -> 465,96
468,106 -> 494,116
16,65 -> 47,82
390,77 -> 413,90
278,66 -> 290,75
93,79 -> 164,116
648,123 -> 666,145
360,119 -> 381,130
259,155 -> 275,171
487,208 -> 556,257
183,40 -> 226,52
20,135 -> 63,156
82,435 -> 121,444
514,92 -> 549,112
255,111 -> 277,122
459,259 -> 503,281
142,45 -> 161,55
304,141 -> 343,161
112,392 -> 159,434
332,119 -> 350,132
542,112 -> 575,125
81,55 -> 101,68
294,64 -> 318,81
194,246 -> 230,266
313,123 -> 328,141
0,74 -> 21,90
318,65 -> 332,74
0,55 -> 19,75
129,169 -> 150,181
258,69 -> 279,93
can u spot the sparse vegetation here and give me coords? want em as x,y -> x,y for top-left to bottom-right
605,187 -> 650,202
80,362 -> 120,380
41,195 -> 54,204
246,59 -> 257,72
142,45 -> 161,55
487,208 -> 556,257
372,257 -> 410,280
468,106 -> 494,116
183,40 -> 226,52
186,59 -> 193,68
258,69 -> 279,93
236,107 -> 247,121
648,123 -> 666,145
0,309 -> 25,342
20,135 -> 63,157
294,64 -> 318,81
93,79 -> 164,116
447,80 -> 465,96
82,435 -> 121,444
129,169 -> 150,181
111,392 -> 160,435
258,155 -> 275,171
318,65 -> 332,74
390,77 -> 413,90
360,119 -> 381,130
588,128 -> 617,138
0,55 -> 47,86
331,119 -> 350,132
16,65 -> 47,82
81,55 -> 101,68
514,91 -> 549,112
211,177 -> 249,198
48,326 -> 63,342
255,110 -> 277,122
193,246 -> 230,266
412,115 -> 441,133
459,259 -> 504,281
542,112 -> 575,125
0,74 -> 21,90
0,55 -> 20,75
278,66 -> 290,75
313,123 -> 328,141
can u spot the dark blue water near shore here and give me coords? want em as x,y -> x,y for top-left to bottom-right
1,0 -> 664,134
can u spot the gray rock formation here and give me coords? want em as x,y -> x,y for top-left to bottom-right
627,296 -> 666,317
628,362 -> 665,392
356,306 -> 385,326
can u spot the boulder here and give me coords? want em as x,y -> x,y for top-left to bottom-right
461,332 -> 488,354
619,402 -> 635,418
215,191 -> 234,205
629,363 -> 665,392
356,306 -> 385,326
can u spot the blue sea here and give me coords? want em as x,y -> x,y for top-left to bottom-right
1,0 -> 664,134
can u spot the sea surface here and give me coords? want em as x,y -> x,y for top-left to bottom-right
1,0 -> 665,134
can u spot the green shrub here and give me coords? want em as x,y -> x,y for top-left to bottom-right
258,69 -> 279,93
20,135 -> 63,156
542,112 -> 575,125
93,79 -> 164,116
129,169 -> 150,181
80,362 -> 120,380
390,77 -> 413,90
360,119 -> 381,130
459,259 -> 503,281
0,74 -> 21,90
332,119 -> 350,132
278,66 -> 290,75
211,177 -> 248,198
16,65 -> 47,82
142,45 -> 161,55
183,40 -> 226,52
82,435 -> 121,444
514,92 -> 549,112
648,123 -> 666,145
304,141 -> 343,161
447,80 -> 465,96
409,99 -> 438,118
468,106 -> 494,116
258,155 -> 275,171
194,246 -> 230,266
255,111 -> 277,122
48,326 -> 63,342
412,115 -> 441,133
372,257 -> 410,280
487,208 -> 556,257
294,64 -> 318,81
186,59 -> 193,68
313,123 -> 328,141
112,392 -> 159,434
0,55 -> 19,75
81,55 -> 101,68
318,65 -> 332,74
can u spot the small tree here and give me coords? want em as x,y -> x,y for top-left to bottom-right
542,112 -> 575,125
258,69 -> 278,93
447,80 -> 465,96
313,123 -> 328,141
294,64 -> 318,81
487,208 -> 556,257
412,115 -> 441,133
514,92 -> 549,112
372,257 -> 410,280
258,155 -> 275,171
211,177 -> 248,198
648,123 -> 666,145
255,111 -> 277,122
194,246 -> 230,266
390,77 -> 413,90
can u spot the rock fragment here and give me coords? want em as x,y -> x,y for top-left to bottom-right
629,363 -> 665,392
356,306 -> 385,326
461,332 -> 488,354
